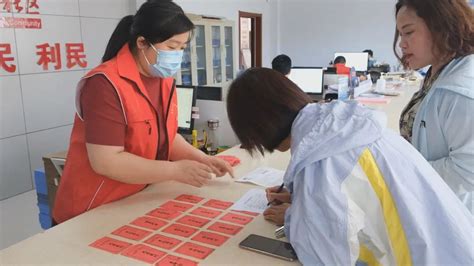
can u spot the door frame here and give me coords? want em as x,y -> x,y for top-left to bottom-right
238,11 -> 262,68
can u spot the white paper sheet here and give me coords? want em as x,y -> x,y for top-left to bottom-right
230,188 -> 268,213
235,167 -> 285,187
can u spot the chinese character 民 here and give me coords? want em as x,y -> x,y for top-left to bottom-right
0,43 -> 17,73
65,43 -> 87,69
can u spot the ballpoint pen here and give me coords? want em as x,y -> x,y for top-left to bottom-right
267,182 -> 285,206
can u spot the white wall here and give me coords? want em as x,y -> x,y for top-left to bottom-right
277,0 -> 398,67
137,0 -> 279,68
0,0 -> 134,200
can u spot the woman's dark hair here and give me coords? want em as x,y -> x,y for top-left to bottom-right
393,0 -> 474,64
227,68 -> 313,155
102,0 -> 194,62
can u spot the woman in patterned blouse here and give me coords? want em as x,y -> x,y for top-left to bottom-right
394,0 -> 474,212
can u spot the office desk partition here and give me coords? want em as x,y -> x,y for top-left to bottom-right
0,82 -> 418,264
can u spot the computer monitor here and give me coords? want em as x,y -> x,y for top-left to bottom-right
196,86 -> 222,101
323,73 -> 348,88
288,67 -> 324,95
176,85 -> 197,134
334,52 -> 369,72
325,67 -> 337,74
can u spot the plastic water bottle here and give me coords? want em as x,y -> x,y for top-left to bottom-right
348,67 -> 358,98
376,78 -> 386,92
337,76 -> 350,101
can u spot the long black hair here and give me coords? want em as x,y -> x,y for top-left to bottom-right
102,0 -> 194,62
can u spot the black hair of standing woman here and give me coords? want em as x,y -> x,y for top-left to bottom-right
102,0 -> 194,62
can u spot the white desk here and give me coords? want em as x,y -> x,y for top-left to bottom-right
0,83 -> 418,264
0,148 -> 296,265
363,81 -> 419,132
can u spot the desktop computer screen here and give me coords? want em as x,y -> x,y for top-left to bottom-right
288,67 -> 324,95
196,86 -> 222,101
334,52 -> 369,72
176,85 -> 197,134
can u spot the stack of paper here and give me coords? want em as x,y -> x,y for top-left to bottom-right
230,189 -> 268,214
235,167 -> 285,187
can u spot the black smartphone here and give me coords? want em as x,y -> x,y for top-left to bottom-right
239,234 -> 298,262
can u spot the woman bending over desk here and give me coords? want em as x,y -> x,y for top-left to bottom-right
226,67 -> 472,265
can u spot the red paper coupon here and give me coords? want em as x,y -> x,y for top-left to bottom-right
145,233 -> 182,250
232,210 -> 260,217
174,194 -> 204,204
162,223 -> 198,238
147,208 -> 181,220
176,215 -> 211,228
220,213 -> 253,225
131,216 -> 168,230
89,236 -> 132,254
121,244 -> 166,264
191,231 -> 229,247
175,242 -> 214,260
207,221 -> 243,236
216,155 -> 240,166
112,225 -> 152,241
160,200 -> 194,212
190,207 -> 222,218
156,255 -> 198,266
203,199 -> 233,210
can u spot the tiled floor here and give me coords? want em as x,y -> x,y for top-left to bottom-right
0,190 -> 43,250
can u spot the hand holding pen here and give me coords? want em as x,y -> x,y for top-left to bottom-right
265,183 -> 291,206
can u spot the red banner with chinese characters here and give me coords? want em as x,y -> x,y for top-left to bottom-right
1,42 -> 88,73
0,0 -> 89,74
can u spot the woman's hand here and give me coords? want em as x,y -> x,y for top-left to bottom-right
265,186 -> 291,205
263,203 -> 290,226
172,160 -> 213,187
200,155 -> 235,178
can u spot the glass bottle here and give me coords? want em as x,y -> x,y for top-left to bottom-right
206,119 -> 219,155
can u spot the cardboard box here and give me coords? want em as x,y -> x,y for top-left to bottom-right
42,151 -> 67,214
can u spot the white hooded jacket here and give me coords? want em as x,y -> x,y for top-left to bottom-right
283,101 -> 473,265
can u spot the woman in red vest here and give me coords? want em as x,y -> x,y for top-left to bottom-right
53,0 -> 233,224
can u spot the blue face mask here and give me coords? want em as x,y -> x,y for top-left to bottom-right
142,44 -> 183,78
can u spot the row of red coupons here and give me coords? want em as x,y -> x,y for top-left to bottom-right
89,194 -> 258,265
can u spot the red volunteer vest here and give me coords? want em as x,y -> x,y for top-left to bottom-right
53,44 -> 178,223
